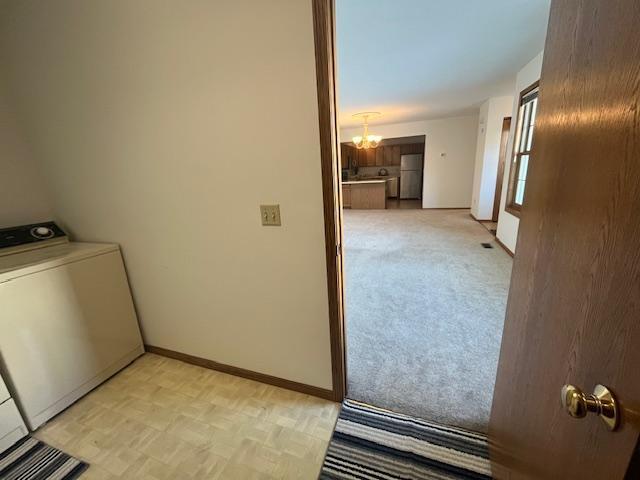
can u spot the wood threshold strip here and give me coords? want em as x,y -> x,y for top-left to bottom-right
145,345 -> 335,402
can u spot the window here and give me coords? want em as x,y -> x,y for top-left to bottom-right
506,81 -> 539,216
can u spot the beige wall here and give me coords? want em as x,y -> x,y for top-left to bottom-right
340,115 -> 479,208
470,95 -> 513,220
0,82 -> 52,228
0,0 -> 334,389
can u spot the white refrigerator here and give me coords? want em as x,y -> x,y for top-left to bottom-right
400,154 -> 423,199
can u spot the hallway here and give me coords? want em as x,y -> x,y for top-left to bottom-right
343,209 -> 512,432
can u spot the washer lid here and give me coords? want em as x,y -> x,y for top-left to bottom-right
0,242 -> 120,282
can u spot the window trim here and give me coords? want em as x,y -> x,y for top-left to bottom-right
506,80 -> 540,218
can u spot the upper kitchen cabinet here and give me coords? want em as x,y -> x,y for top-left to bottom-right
391,146 -> 402,165
366,148 -> 376,166
383,146 -> 394,165
340,143 -> 357,169
353,148 -> 374,167
341,136 -> 425,169
401,143 -> 424,156
375,147 -> 384,166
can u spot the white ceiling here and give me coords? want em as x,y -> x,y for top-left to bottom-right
336,0 -> 551,127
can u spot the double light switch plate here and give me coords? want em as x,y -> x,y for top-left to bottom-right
260,205 -> 281,226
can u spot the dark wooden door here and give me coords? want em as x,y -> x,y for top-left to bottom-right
492,117 -> 511,222
489,0 -> 640,478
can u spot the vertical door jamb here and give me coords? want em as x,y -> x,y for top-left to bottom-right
311,0 -> 346,402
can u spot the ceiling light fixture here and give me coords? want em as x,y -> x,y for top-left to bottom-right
352,112 -> 383,149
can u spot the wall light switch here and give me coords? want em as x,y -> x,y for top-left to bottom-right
260,205 -> 281,226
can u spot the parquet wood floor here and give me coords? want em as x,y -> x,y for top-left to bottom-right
34,353 -> 340,479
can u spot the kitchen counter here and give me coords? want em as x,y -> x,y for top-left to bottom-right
342,179 -> 386,185
342,176 -> 399,185
342,177 -> 398,209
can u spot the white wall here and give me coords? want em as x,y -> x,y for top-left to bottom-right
0,82 -> 52,228
341,115 -> 478,208
496,52 -> 544,253
471,95 -> 513,220
0,0 -> 333,389
471,101 -> 490,218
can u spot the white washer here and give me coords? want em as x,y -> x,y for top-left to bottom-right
0,371 -> 28,453
0,241 -> 144,430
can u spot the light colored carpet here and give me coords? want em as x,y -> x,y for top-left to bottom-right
343,209 -> 512,433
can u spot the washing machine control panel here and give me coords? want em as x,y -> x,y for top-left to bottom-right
0,222 -> 67,251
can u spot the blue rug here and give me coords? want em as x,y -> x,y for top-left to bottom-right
0,436 -> 88,479
320,399 -> 492,479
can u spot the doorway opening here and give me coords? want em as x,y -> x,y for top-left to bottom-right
341,135 -> 425,211
318,0 -> 551,434
477,116 -> 512,237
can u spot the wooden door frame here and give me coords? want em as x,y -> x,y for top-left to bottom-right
312,0 -> 347,402
492,117 -> 511,222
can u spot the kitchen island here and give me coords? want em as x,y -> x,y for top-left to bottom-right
342,177 -> 397,209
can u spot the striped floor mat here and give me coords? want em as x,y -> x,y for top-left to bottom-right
320,399 -> 492,479
0,436 -> 88,479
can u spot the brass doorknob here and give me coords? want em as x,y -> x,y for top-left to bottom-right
561,384 -> 619,431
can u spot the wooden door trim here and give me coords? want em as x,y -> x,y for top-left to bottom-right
311,0 -> 346,402
492,117 -> 511,222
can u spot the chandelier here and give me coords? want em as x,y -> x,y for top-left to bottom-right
352,112 -> 382,149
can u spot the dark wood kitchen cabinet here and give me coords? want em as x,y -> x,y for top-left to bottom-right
342,184 -> 351,208
340,143 -> 356,169
340,140 -> 424,168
